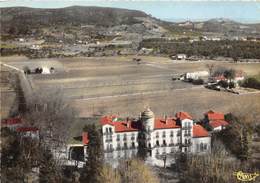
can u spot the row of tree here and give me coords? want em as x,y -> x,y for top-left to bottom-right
140,39 -> 260,59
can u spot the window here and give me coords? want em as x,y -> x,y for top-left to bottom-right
156,140 -> 160,146
109,144 -> 113,150
200,143 -> 204,151
132,142 -> 135,148
123,134 -> 127,141
131,134 -> 135,140
204,144 -> 207,151
185,139 -> 188,144
148,143 -> 151,148
162,131 -> 166,138
196,144 -> 200,152
184,130 -> 187,136
171,148 -> 175,153
170,131 -> 174,137
156,132 -> 159,138
124,142 -> 127,149
109,127 -> 112,133
177,131 -> 180,136
163,140 -> 166,146
117,134 -> 120,141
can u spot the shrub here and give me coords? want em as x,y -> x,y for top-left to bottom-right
218,80 -> 228,88
242,77 -> 260,89
192,78 -> 204,85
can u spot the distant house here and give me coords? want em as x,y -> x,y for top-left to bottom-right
171,54 -> 187,60
180,71 -> 209,80
1,117 -> 23,130
204,110 -> 229,131
16,127 -> 39,138
1,117 -> 39,138
211,70 -> 245,85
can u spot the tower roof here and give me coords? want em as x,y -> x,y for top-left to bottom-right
141,107 -> 154,119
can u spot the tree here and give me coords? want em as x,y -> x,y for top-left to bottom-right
224,69 -> 236,82
118,159 -> 159,183
206,63 -> 215,77
178,141 -> 255,183
80,124 -> 103,183
218,80 -> 228,89
97,164 -> 121,183
0,128 -> 62,183
228,81 -> 235,89
24,88 -> 77,148
217,114 -> 252,161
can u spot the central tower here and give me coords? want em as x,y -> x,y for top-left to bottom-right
141,107 -> 155,132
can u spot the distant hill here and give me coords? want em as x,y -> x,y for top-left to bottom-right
0,6 -> 149,34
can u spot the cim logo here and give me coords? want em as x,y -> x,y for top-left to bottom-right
233,171 -> 259,182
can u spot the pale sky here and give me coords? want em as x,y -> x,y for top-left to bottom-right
1,0 -> 260,23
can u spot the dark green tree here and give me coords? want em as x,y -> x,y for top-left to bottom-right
80,124 -> 103,183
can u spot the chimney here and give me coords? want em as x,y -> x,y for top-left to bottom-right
127,121 -> 131,128
165,115 -> 168,124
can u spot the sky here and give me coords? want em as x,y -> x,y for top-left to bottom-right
0,0 -> 260,23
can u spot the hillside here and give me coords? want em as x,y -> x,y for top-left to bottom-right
175,18 -> 260,37
0,6 -> 149,34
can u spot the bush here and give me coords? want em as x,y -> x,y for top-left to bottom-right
242,77 -> 260,89
228,81 -> 235,89
218,80 -> 228,88
192,78 -> 204,85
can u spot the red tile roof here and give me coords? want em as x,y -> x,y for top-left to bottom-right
176,112 -> 192,120
100,115 -> 118,126
193,125 -> 209,138
209,120 -> 229,128
114,121 -> 140,133
213,75 -> 226,81
82,132 -> 89,145
100,115 -> 140,133
154,118 -> 180,129
205,110 -> 225,121
16,127 -> 39,132
1,117 -> 22,125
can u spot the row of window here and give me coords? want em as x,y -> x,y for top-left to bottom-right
106,142 -> 136,151
196,143 -> 208,152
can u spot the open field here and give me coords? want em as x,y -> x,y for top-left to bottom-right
1,56 -> 260,119
0,65 -> 17,119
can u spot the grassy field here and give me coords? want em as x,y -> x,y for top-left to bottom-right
0,66 -> 17,119
1,55 -> 260,120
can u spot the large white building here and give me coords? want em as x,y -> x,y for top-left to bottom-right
100,109 -> 211,162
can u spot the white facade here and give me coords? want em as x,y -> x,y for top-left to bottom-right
101,110 -> 211,164
183,71 -> 209,80
191,137 -> 211,153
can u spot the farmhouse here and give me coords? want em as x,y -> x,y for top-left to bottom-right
1,117 -> 39,138
180,71 -> 209,80
171,54 -> 187,60
204,110 -> 229,131
100,108 -> 211,163
211,70 -> 245,84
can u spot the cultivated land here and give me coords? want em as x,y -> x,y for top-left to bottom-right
1,56 -> 260,119
0,65 -> 17,119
